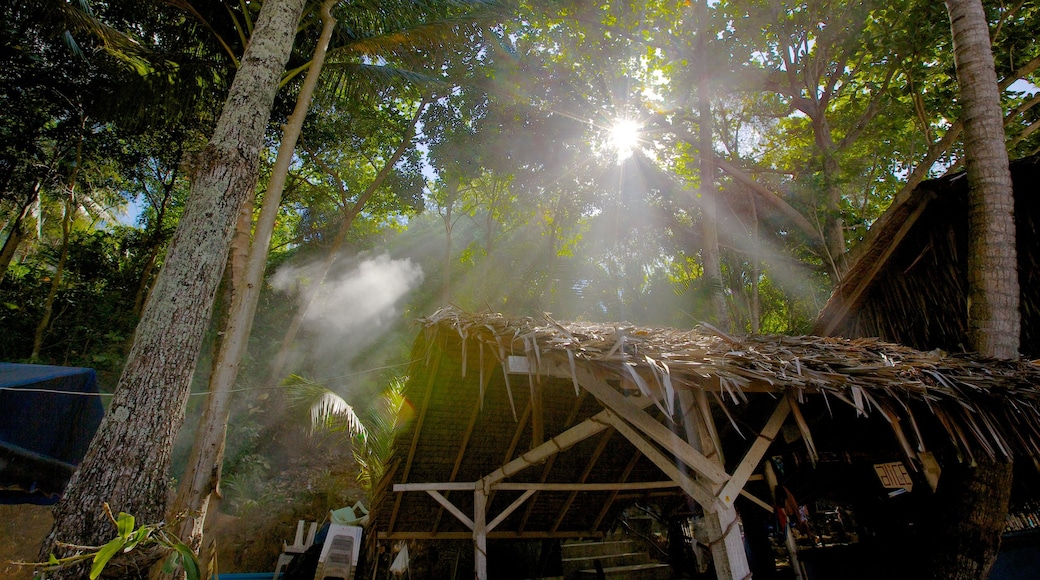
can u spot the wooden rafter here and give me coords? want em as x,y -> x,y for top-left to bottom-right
551,426 -> 614,533
592,449 -> 642,533
432,390 -> 484,533
518,390 -> 589,533
388,350 -> 441,533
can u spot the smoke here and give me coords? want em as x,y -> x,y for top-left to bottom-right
269,252 -> 424,378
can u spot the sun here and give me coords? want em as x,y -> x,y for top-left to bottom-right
608,119 -> 642,162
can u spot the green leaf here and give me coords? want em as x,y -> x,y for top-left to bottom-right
161,551 -> 180,574
122,525 -> 152,553
174,543 -> 201,580
115,512 -> 135,538
90,537 -> 126,579
48,554 -> 59,566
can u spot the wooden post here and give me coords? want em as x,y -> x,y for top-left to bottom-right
678,389 -> 752,580
474,486 -> 488,580
765,460 -> 803,580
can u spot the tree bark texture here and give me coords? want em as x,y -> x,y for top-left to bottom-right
171,0 -> 336,552
946,0 -> 1020,360
924,457 -> 1013,579
39,0 -> 306,576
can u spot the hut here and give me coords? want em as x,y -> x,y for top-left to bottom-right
363,306 -> 1040,579
813,153 -> 1040,354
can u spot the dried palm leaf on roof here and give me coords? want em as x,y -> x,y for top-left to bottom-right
419,306 -> 1040,465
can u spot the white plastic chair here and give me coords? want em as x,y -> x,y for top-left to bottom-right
273,519 -> 318,579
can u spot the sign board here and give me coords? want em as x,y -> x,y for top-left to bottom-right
874,461 -> 913,492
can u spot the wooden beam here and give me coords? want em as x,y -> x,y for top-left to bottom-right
817,190 -> 935,336
395,482 -> 476,492
739,489 -> 774,513
487,490 -> 536,532
530,374 -> 544,448
425,490 -> 473,530
495,481 -> 679,492
557,360 -> 730,486
600,409 -> 718,509
481,395 -> 656,487
717,397 -> 790,508
551,427 -> 613,533
592,449 -> 642,532
519,391 -> 589,533
433,391 -> 484,532
377,531 -> 606,540
474,488 -> 488,580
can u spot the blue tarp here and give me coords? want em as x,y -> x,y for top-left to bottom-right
0,363 -> 105,505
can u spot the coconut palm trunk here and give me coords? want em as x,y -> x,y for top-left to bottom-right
924,1 -> 1018,578
946,0 -> 1020,360
39,0 -> 306,575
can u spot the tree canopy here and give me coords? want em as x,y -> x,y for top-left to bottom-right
1,0 -> 1038,576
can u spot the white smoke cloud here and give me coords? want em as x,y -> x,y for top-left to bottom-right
268,252 -> 424,376
303,253 -> 424,333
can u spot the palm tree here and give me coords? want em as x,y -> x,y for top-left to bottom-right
291,375 -> 411,495
924,1 -> 1018,578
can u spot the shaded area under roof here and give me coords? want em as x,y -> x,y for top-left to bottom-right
364,307 -> 1040,578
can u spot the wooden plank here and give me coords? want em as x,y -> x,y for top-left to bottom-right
519,391 -> 589,533
377,531 -> 606,540
433,391 -> 484,532
474,489 -> 488,580
557,360 -> 730,486
487,490 -> 536,532
551,427 -> 613,533
739,489 -> 774,513
818,191 -> 935,336
592,449 -> 641,532
425,490 -> 473,530
395,482 -> 476,492
494,481 -> 679,492
601,409 -> 718,509
481,394 -> 656,487
717,397 -> 790,508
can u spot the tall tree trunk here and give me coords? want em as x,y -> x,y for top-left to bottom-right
32,127 -> 84,361
168,0 -> 337,555
0,181 -> 42,285
947,0 -> 1020,360
924,2 -> 1019,578
39,0 -> 306,576
696,0 -> 725,328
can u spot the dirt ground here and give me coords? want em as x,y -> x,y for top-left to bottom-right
0,503 -> 282,579
0,504 -> 53,580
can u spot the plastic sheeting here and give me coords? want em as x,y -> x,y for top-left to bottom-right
0,363 -> 104,504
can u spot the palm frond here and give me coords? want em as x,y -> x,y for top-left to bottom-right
283,374 -> 367,436
53,0 -> 152,72
318,62 -> 444,103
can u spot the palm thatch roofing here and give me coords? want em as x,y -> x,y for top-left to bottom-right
367,306 -> 1040,554
813,153 -> 1040,355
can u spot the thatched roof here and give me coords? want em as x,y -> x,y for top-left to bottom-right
813,154 -> 1040,355
368,306 -> 1040,547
